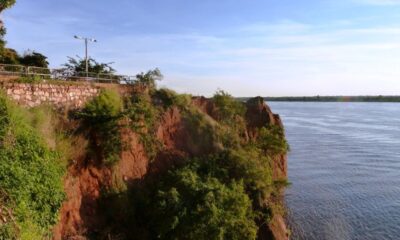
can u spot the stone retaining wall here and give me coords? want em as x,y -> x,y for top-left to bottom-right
1,83 -> 100,108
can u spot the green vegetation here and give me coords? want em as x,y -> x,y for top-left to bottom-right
15,75 -> 45,84
143,158 -> 258,239
0,1 -> 49,68
19,51 -> 49,68
76,89 -> 123,165
0,2 -> 288,238
255,126 -> 289,155
96,88 -> 289,239
213,90 -> 246,123
135,68 -> 163,89
0,93 -> 65,240
0,55 -> 288,239
154,88 -> 192,110
212,90 -> 247,141
130,148 -> 277,240
63,56 -> 115,74
0,0 -> 15,12
126,93 -> 163,161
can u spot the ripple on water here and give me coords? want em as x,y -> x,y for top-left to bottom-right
269,102 -> 400,240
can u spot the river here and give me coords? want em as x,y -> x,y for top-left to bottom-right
269,102 -> 400,240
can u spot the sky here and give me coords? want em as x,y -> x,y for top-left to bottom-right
3,0 -> 400,96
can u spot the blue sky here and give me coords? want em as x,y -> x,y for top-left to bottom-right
3,0 -> 400,96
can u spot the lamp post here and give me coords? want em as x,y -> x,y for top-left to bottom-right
74,35 -> 97,77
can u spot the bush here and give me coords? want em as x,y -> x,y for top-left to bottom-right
125,93 -> 158,132
77,89 -> 123,165
0,93 -> 65,239
125,93 -> 163,160
139,158 -> 259,240
153,88 -> 192,109
212,90 -> 245,123
15,75 -> 44,84
255,126 -> 289,155
129,149 -> 278,239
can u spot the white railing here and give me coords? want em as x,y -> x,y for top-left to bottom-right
0,63 -> 137,84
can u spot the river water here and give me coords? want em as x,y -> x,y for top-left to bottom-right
268,102 -> 400,240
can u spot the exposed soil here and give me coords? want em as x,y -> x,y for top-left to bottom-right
52,97 -> 288,240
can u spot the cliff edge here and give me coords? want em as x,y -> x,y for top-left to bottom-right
0,83 -> 288,240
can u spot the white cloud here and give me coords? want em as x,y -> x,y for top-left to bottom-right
97,21 -> 400,96
6,14 -> 400,96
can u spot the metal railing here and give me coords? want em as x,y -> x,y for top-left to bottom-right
0,63 -> 137,84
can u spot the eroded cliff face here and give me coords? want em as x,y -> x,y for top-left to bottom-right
52,95 -> 288,240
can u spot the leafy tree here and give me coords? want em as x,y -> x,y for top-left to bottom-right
141,157 -> 259,240
0,0 -> 16,49
0,0 -> 15,12
131,149 -> 276,239
136,68 -> 163,88
19,50 -> 49,68
63,56 -> 115,74
0,47 -> 18,64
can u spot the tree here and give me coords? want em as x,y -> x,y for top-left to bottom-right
135,68 -> 163,88
0,0 -> 16,12
0,0 -> 17,65
19,50 -> 49,68
63,56 -> 115,74
0,47 -> 18,64
0,0 -> 16,46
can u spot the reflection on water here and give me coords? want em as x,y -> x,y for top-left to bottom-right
269,102 -> 400,240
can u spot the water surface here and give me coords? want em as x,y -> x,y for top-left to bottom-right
268,102 -> 400,240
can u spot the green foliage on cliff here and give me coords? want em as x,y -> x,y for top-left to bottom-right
213,90 -> 246,123
125,92 -> 163,160
154,88 -> 192,110
130,148 -> 276,240
0,93 -> 65,240
255,126 -> 289,155
145,160 -> 258,239
76,89 -> 123,165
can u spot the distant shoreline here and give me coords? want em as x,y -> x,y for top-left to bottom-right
237,96 -> 400,102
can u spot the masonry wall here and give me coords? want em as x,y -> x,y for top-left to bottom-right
0,83 -> 101,108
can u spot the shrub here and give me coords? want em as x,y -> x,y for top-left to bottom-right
125,93 -> 163,160
153,88 -> 192,109
15,75 -> 44,84
0,93 -> 65,239
141,159 -> 259,240
129,148 -> 278,239
125,93 -> 158,131
182,108 -> 223,154
256,126 -> 289,155
77,89 -> 123,165
212,90 -> 246,123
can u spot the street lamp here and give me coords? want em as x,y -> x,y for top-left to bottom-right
74,35 -> 97,77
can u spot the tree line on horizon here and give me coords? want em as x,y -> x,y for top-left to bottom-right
260,96 -> 400,102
